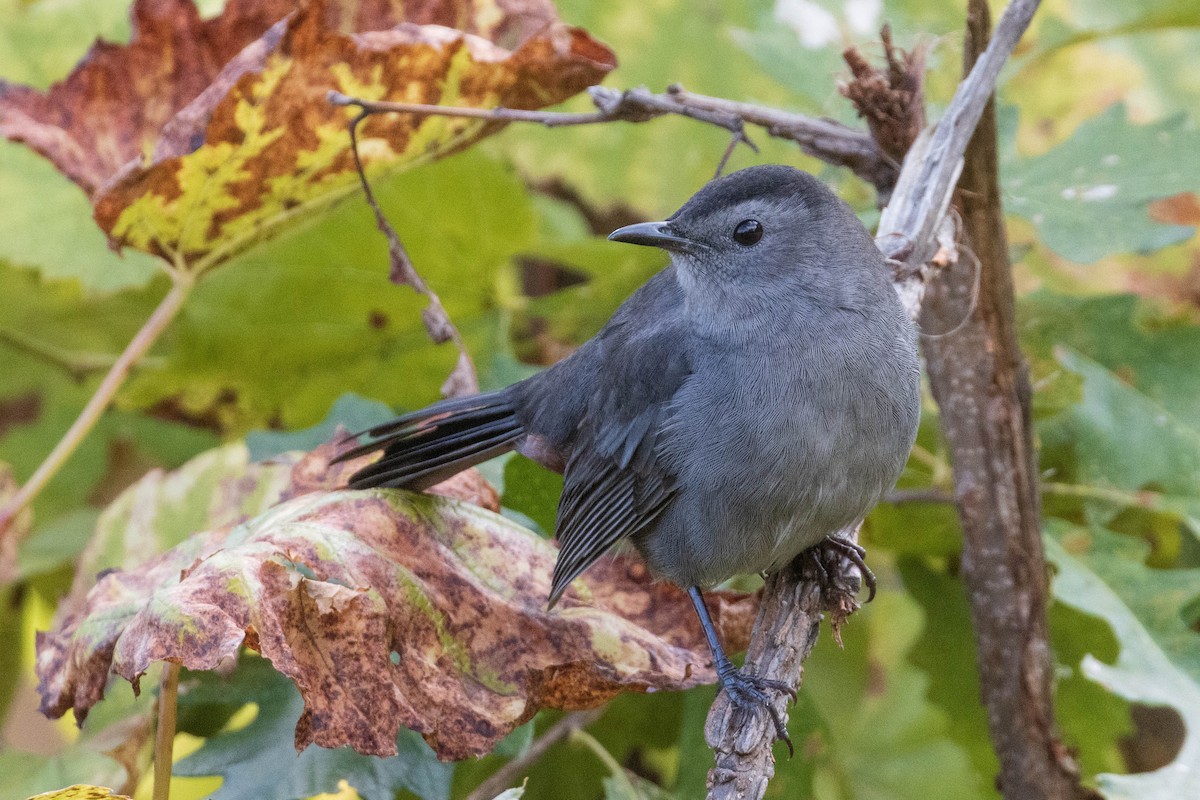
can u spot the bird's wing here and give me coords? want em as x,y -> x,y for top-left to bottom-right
546,273 -> 691,606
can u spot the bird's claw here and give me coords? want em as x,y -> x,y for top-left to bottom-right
717,664 -> 795,757
808,535 -> 877,602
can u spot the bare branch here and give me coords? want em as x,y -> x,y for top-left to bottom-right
330,85 -> 891,192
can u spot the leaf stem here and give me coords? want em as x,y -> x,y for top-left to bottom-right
0,272 -> 193,563
153,662 -> 181,800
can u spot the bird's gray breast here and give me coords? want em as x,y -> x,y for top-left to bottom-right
641,306 -> 919,586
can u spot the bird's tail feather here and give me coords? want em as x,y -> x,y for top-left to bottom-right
335,391 -> 523,491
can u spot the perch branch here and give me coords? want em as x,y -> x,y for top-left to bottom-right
704,1 -> 1043,798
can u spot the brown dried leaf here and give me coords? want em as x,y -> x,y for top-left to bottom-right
36,444 -> 754,760
0,0 -> 614,268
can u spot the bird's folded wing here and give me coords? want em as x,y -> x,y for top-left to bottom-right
547,311 -> 690,607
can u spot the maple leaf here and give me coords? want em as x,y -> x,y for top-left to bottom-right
36,443 -> 756,761
0,0 -> 615,270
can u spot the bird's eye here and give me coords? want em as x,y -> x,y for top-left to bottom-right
732,219 -> 763,246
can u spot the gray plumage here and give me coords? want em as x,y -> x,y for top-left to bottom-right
338,165 -> 920,744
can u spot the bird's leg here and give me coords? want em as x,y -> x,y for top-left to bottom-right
687,586 -> 796,756
809,535 -> 877,602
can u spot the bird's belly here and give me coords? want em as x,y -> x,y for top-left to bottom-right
639,370 -> 912,586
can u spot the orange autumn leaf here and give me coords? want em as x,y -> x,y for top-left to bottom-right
37,443 -> 756,761
0,0 -> 614,269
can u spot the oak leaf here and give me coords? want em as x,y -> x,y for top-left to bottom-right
0,0 -> 615,270
37,443 -> 755,760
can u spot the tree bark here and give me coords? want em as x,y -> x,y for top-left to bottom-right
918,2 -> 1096,797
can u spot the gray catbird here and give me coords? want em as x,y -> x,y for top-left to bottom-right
337,164 -> 921,749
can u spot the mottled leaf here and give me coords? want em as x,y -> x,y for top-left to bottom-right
117,151 -> 539,433
24,786 -> 131,800
0,0 -> 615,267
1046,524 -> 1200,799
780,589 -> 993,800
1004,105 -> 1200,263
36,444 -> 754,760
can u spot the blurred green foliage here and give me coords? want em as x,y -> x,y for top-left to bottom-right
2,0 -> 1199,798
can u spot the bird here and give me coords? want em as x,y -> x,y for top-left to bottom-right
335,164 -> 921,750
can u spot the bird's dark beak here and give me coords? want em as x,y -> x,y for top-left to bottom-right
608,221 -> 696,252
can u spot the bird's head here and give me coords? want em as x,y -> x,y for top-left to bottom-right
608,165 -> 882,314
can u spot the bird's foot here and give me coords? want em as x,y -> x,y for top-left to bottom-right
716,661 -> 796,757
805,535 -> 876,602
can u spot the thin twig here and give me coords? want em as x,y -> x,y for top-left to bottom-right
345,110 -> 478,398
0,273 -> 194,577
153,662 -> 181,800
464,709 -> 605,800
329,85 -> 892,193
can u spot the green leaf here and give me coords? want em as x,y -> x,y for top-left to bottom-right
1055,347 -> 1200,530
1036,0 -> 1200,51
730,0 -> 966,120
777,588 -> 993,800
0,144 -> 160,292
1020,293 -> 1200,541
488,788 -> 525,800
1021,293 -> 1200,428
1003,105 -> 1200,263
1045,524 -> 1200,799
500,457 -> 562,536
0,263 -> 217,532
522,239 -> 666,349
3,663 -> 158,800
175,657 -> 454,800
601,773 -> 679,800
896,558 -> 998,781
0,0 -> 133,88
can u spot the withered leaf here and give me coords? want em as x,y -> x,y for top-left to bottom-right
37,444 -> 755,760
0,0 -> 614,268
